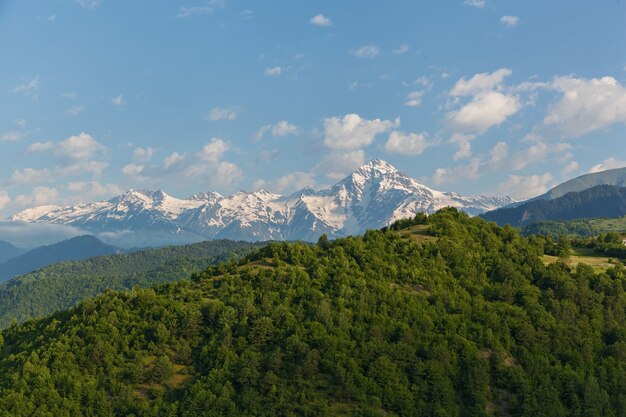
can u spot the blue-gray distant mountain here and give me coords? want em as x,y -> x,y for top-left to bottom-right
481,185 -> 626,226
0,241 -> 23,264
538,167 -> 626,200
0,235 -> 123,282
9,160 -> 513,246
502,167 -> 626,209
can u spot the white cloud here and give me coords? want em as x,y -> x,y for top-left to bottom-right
561,161 -> 579,176
14,118 -> 27,127
28,133 -> 108,179
489,141 -> 508,165
323,113 -> 398,150
240,9 -> 254,20
310,14 -> 332,26
404,91 -> 424,107
56,161 -> 109,177
449,133 -> 476,161
317,150 -> 366,180
178,5 -> 213,18
409,76 -> 432,88
66,105 -> 85,115
8,168 -> 52,185
133,146 -> 154,161
15,186 -> 59,207
544,76 -> 626,137
446,69 -> 521,134
449,68 -> 512,96
122,164 -> 145,177
510,141 -> 570,171
349,44 -> 379,58
0,221 -> 84,247
212,161 -> 242,187
464,0 -> 485,8
198,138 -> 229,163
431,158 -> 483,185
66,181 -> 122,201
30,133 -> 104,161
206,106 -> 238,121
498,173 -> 554,200
454,142 -> 472,161
447,91 -> 520,133
0,191 -> 9,210
265,66 -> 283,76
589,157 -> 626,173
164,152 -> 185,169
28,142 -> 54,153
254,125 -> 272,141
2,131 -> 27,142
74,0 -> 101,9
111,94 -> 124,106
431,140 -> 510,185
13,76 -> 40,98
500,15 -> 519,27
59,133 -> 105,160
254,171 -> 316,194
122,138 -> 240,191
271,120 -> 298,137
392,44 -> 410,55
385,131 -> 429,156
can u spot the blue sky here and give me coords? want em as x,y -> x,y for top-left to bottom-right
1,0 -> 625,215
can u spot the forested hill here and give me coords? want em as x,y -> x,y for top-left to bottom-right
0,235 -> 123,282
0,239 -> 262,329
520,215 -> 626,237
481,184 -> 626,226
0,208 -> 625,416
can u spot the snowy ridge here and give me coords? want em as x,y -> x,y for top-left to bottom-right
9,160 -> 514,244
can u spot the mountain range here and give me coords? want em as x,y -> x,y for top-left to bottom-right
8,160 -> 513,246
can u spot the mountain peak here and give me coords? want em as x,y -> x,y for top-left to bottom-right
359,159 -> 398,175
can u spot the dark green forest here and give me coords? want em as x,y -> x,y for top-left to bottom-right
0,239 -> 261,328
0,209 -> 625,416
481,185 -> 626,226
521,216 -> 626,238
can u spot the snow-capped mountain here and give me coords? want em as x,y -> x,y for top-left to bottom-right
9,160 -> 514,245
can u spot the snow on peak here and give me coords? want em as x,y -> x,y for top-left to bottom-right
189,191 -> 223,202
8,159 -> 513,244
8,205 -> 62,222
362,159 -> 398,174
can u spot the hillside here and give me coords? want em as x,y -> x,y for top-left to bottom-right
0,239 -> 261,328
521,215 -> 626,237
0,235 -> 123,282
534,166 -> 626,201
0,241 -> 23,264
0,209 -> 624,416
481,185 -> 626,226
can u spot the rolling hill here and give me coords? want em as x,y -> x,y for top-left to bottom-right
481,184 -> 626,226
0,209 -> 623,415
0,239 -> 261,328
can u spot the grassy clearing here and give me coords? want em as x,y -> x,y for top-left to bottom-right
541,248 -> 616,271
397,225 -> 438,244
